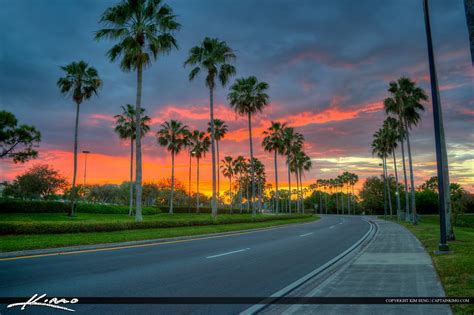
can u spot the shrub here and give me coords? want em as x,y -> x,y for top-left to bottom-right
0,199 -> 160,215
0,214 -> 313,235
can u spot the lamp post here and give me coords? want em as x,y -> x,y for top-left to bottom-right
379,163 -> 387,220
82,150 -> 91,187
422,0 -> 449,253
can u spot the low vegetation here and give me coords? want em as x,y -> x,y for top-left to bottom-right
0,214 -> 317,252
396,215 -> 474,315
0,212 -> 314,235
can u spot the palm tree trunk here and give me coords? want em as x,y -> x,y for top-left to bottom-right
299,170 -> 304,213
352,185 -> 355,213
287,161 -> 291,213
248,112 -> 256,216
400,136 -> 410,221
70,101 -> 81,217
135,64 -> 143,222
129,138 -> 134,216
209,87 -> 217,218
319,190 -> 322,214
246,176 -> 250,212
405,120 -> 417,224
336,186 -> 339,214
324,192 -> 327,214
296,169 -> 300,213
170,151 -> 175,214
239,172 -> 243,213
383,160 -> 387,220
341,191 -> 344,215
347,184 -> 351,215
217,139 -> 220,208
274,150 -> 279,213
384,156 -> 393,217
229,177 -> 232,213
188,151 -> 192,213
196,157 -> 200,213
393,150 -> 401,219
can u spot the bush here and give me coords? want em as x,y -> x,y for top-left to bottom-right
0,214 -> 313,235
0,199 -> 160,215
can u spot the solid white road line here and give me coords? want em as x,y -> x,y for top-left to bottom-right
206,248 -> 250,259
300,232 -> 314,237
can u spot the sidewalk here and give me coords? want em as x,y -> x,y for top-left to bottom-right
263,218 -> 451,314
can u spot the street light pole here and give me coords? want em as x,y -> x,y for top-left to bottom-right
82,150 -> 91,187
422,0 -> 449,253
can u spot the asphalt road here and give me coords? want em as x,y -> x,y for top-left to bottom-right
0,215 -> 370,314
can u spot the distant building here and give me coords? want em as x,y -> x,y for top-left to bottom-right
466,0 -> 474,65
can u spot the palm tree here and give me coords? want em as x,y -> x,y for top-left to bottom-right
221,156 -> 234,212
299,153 -> 312,213
336,175 -> 344,214
96,0 -> 180,222
185,37 -> 236,218
182,129 -> 194,212
290,149 -> 311,213
282,127 -> 304,213
228,76 -> 270,216
383,117 -> 402,218
114,104 -> 151,216
384,77 -> 427,224
372,127 -> 393,218
57,61 -> 102,216
157,120 -> 188,214
233,155 -> 246,213
262,121 -> 286,213
253,157 -> 266,212
350,173 -> 359,213
189,130 -> 210,213
208,119 -> 228,205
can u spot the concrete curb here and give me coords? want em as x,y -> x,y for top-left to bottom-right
241,217 -> 377,315
0,217 -> 321,260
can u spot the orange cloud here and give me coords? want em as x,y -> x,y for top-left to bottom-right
284,100 -> 383,127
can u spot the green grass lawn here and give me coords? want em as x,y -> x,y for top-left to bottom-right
395,215 -> 474,315
0,213 -> 317,252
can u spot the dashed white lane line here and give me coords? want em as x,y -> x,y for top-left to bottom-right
206,248 -> 250,259
300,232 -> 314,237
329,226 -> 335,229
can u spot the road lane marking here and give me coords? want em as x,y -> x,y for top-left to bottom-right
206,248 -> 250,259
300,232 -> 313,237
329,226 -> 335,229
241,219 -> 375,315
0,220 -> 322,261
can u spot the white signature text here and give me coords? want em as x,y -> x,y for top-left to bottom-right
7,293 -> 79,312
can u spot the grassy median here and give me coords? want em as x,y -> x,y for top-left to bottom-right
396,215 -> 474,315
0,213 -> 318,252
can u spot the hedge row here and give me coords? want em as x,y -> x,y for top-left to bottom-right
0,199 -> 160,215
0,214 -> 313,235
0,199 -> 310,215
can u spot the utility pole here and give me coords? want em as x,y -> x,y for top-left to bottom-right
422,0 -> 449,253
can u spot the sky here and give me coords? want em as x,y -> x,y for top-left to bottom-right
1,0 -> 473,195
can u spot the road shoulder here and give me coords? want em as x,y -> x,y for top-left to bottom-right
260,217 -> 451,315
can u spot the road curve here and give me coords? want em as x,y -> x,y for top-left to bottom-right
0,215 -> 370,314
